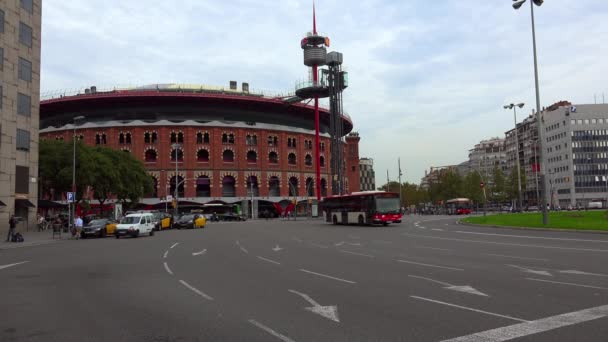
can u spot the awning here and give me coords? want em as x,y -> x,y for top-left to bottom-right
0,200 -> 5,207
37,200 -> 67,209
15,199 -> 36,208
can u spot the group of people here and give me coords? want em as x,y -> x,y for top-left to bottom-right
5,214 -> 85,243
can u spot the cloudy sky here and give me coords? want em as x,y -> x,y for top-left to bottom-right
41,0 -> 608,184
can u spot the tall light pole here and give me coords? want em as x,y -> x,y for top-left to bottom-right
398,158 -> 403,212
71,115 -> 85,231
513,0 -> 548,224
172,143 -> 181,216
504,103 -> 524,210
248,171 -> 255,220
532,138 -> 540,205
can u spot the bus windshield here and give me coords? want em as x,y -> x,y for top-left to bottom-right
375,197 -> 400,213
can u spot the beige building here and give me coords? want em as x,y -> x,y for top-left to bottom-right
0,0 -> 41,235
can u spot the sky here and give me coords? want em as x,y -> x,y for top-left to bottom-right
41,0 -> 608,185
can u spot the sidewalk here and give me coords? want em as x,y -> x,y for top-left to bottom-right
1,229 -> 71,250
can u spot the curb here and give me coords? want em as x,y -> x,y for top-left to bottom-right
458,220 -> 608,235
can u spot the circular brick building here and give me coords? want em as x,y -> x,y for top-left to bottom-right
39,84 -> 361,215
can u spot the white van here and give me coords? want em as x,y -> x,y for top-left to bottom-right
115,213 -> 155,238
587,201 -> 603,209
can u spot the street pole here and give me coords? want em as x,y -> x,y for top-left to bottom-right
533,139 -> 540,205
71,116 -> 85,231
172,143 -> 180,216
530,0 -> 549,224
386,169 -> 390,192
398,158 -> 403,212
512,106 -> 523,211
249,173 -> 254,220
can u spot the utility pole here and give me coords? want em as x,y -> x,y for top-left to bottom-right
386,169 -> 390,192
398,158 -> 403,211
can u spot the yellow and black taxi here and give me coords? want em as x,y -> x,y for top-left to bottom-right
80,218 -> 118,238
173,213 -> 206,229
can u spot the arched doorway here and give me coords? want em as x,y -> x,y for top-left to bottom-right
246,175 -> 259,197
306,177 -> 314,197
268,176 -> 280,197
196,176 -> 211,197
222,176 -> 236,197
289,177 -> 299,197
169,175 -> 185,198
321,178 -> 328,197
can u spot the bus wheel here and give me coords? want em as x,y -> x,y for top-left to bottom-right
358,215 -> 364,226
333,215 -> 338,225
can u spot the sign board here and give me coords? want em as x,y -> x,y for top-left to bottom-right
67,192 -> 75,203
166,195 -> 173,201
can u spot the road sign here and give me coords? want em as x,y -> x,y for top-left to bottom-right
67,192 -> 75,203
166,195 -> 173,201
480,181 -> 485,188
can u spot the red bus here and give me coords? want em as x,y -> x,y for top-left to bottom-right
321,191 -> 402,226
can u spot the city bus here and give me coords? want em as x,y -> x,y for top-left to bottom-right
321,191 -> 402,226
445,198 -> 472,215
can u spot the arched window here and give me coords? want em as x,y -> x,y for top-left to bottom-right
228,133 -> 235,144
320,156 -> 325,167
119,132 -> 125,144
170,149 -> 183,162
269,151 -> 278,164
246,175 -> 259,196
169,175 -> 185,198
289,177 -> 299,196
222,176 -> 236,197
288,153 -> 296,165
222,133 -> 228,143
269,176 -> 280,197
268,135 -> 278,147
144,132 -> 151,144
306,177 -> 314,196
126,132 -> 131,144
321,179 -> 328,197
247,150 -> 257,163
287,138 -> 292,148
196,176 -> 211,197
101,134 -> 107,145
197,149 -> 209,162
145,149 -> 157,162
177,132 -> 184,143
247,134 -> 257,146
170,132 -> 177,144
203,132 -> 210,143
151,132 -> 158,143
320,142 -> 325,152
95,134 -> 101,145
223,150 -> 234,162
78,135 -> 84,141
305,154 -> 312,166
196,132 -> 203,144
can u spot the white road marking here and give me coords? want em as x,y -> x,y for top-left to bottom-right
288,289 -> 340,323
401,233 -> 608,253
345,242 -> 362,246
411,296 -> 527,323
272,244 -> 283,252
310,242 -> 329,249
444,224 -> 449,226
441,303 -> 608,342
339,250 -> 375,258
179,280 -> 213,300
409,275 -> 489,297
192,249 -> 207,256
257,256 -> 281,265
526,278 -> 608,290
236,240 -> 249,254
248,319 -> 296,342
170,243 -> 179,249
559,269 -> 608,277
413,246 -> 452,251
508,264 -> 552,277
163,262 -> 173,275
163,250 -> 169,259
417,227 -> 427,230
482,253 -> 548,262
0,261 -> 29,270
414,222 -> 420,225
334,241 -> 345,246
397,259 -> 464,271
299,269 -> 356,284
455,230 -> 608,243
373,240 -> 393,244
292,237 -> 303,242
432,228 -> 444,231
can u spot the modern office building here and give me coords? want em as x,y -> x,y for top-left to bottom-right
541,102 -> 608,208
504,113 -> 541,205
467,137 -> 507,182
0,0 -> 41,235
359,157 -> 375,191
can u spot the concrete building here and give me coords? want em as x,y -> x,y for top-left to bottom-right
0,0 -> 41,235
505,113 -> 541,205
420,165 -> 458,191
467,137 -> 507,182
541,102 -> 608,208
359,158 -> 375,191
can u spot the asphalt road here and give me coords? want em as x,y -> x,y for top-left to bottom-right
2,215 -> 608,341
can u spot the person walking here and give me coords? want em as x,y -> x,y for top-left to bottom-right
6,215 -> 17,242
74,216 -> 83,239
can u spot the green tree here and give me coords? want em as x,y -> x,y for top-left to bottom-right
490,166 -> 507,204
112,151 -> 153,210
39,139 -> 72,199
90,147 -> 121,215
506,166 -> 526,202
464,171 -> 484,207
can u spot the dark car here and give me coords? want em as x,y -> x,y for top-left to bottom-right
173,214 -> 206,229
81,219 -> 117,238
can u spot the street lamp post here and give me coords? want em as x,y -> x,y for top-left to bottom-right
248,171 -> 255,220
532,138 -> 540,205
172,143 -> 181,216
71,116 -> 85,231
504,103 -> 524,211
513,0 -> 548,224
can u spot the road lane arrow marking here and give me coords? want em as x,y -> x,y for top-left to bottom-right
508,264 -> 552,277
409,275 -> 489,297
288,289 -> 340,322
192,249 -> 207,256
272,244 -> 283,252
558,270 -> 608,277
0,261 -> 29,271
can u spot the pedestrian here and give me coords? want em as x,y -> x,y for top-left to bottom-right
74,216 -> 83,239
38,214 -> 46,231
6,215 -> 17,242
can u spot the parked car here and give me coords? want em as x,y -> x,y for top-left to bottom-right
527,206 -> 539,212
81,218 -> 117,238
173,214 -> 206,229
456,208 -> 471,215
115,213 -> 156,238
588,201 -> 603,209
